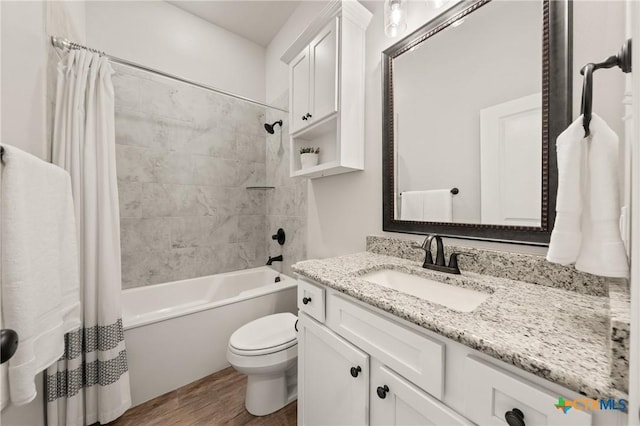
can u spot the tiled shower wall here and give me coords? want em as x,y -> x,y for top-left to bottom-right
113,65 -> 269,288
265,92 -> 307,277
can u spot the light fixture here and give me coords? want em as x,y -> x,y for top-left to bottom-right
384,0 -> 407,38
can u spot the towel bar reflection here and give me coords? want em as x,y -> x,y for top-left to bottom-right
580,39 -> 632,137
399,188 -> 459,196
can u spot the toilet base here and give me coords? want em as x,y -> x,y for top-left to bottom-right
244,362 -> 297,416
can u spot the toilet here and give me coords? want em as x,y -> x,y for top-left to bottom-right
226,312 -> 298,416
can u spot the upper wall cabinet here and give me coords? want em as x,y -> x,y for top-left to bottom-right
282,1 -> 372,179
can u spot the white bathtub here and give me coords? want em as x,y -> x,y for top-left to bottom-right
122,267 -> 297,406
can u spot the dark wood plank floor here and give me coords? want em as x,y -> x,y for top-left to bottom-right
108,367 -> 296,426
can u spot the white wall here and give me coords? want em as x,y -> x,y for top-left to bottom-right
266,0 -> 628,259
85,1 -> 266,102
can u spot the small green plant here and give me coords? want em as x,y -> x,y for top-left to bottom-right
300,147 -> 320,154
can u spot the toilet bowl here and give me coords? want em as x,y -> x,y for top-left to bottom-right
226,312 -> 298,416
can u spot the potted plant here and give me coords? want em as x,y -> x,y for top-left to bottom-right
300,147 -> 320,169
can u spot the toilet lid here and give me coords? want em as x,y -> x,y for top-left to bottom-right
229,313 -> 297,353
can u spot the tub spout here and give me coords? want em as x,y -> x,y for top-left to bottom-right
267,255 -> 283,266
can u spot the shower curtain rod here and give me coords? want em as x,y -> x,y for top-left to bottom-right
50,36 -> 288,113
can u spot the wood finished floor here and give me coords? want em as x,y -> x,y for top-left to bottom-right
107,367 -> 296,426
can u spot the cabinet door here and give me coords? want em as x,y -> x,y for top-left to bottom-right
290,47 -> 311,134
371,363 -> 472,426
298,313 -> 369,426
309,17 -> 339,124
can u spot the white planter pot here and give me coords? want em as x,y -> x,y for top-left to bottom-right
300,153 -> 319,169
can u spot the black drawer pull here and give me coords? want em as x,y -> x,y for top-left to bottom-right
505,408 -> 525,426
302,297 -> 312,305
350,366 -> 361,378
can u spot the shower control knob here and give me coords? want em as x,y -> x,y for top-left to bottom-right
302,297 -> 312,305
505,408 -> 525,426
350,366 -> 362,378
376,385 -> 389,399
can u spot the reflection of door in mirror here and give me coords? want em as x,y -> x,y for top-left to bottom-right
480,94 -> 542,227
393,0 -> 542,225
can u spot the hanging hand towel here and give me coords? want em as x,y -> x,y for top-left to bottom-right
400,191 -> 425,221
423,189 -> 453,222
547,114 -> 629,277
1,145 -> 81,406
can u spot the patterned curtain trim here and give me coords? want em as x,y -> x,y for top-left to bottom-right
60,319 -> 126,360
46,318 -> 129,403
46,350 -> 129,402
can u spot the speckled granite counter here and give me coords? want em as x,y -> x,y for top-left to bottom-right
292,252 -> 627,400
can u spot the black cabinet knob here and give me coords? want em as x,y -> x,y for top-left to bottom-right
302,297 -> 312,305
505,408 -> 525,426
306,113 -> 312,118
350,366 -> 361,378
302,115 -> 308,121
376,385 -> 389,399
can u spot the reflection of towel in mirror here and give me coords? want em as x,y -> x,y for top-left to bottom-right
400,190 -> 452,222
547,114 -> 628,278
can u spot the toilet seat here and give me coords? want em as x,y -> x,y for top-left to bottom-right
229,312 -> 297,356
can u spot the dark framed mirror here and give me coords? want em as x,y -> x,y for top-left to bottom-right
382,0 -> 572,245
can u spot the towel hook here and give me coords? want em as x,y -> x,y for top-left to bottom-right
580,39 -> 632,138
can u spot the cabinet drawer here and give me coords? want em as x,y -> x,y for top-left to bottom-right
464,356 -> 592,426
298,279 -> 325,322
371,362 -> 472,425
327,295 -> 444,399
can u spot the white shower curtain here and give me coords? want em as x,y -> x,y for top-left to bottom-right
46,50 -> 131,425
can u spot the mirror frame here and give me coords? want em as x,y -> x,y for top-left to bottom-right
382,0 -> 572,245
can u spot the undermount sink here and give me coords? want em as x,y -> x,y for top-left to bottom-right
361,269 -> 490,313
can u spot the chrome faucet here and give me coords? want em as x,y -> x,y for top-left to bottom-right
414,235 -> 475,275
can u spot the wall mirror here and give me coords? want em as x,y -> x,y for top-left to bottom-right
382,0 -> 572,244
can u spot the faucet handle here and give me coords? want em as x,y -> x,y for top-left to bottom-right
447,252 -> 477,270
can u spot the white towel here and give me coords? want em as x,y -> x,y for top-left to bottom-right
547,114 -> 629,277
1,145 -> 81,406
400,191 -> 424,221
400,190 -> 453,222
423,189 -> 453,222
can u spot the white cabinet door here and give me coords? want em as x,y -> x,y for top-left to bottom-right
298,313 -> 369,426
371,362 -> 471,426
290,47 -> 311,134
309,17 -> 339,124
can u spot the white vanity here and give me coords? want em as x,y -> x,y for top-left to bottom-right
292,250 -> 628,426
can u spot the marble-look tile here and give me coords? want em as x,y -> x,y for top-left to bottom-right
185,123 -> 237,159
121,247 -> 196,288
170,215 -> 238,248
193,245 -> 238,277
116,144 -> 154,183
237,131 -> 266,164
238,215 -> 267,243
237,161 -> 267,187
238,190 -> 266,216
118,182 -> 142,218
120,218 -> 171,255
192,156 -> 237,187
292,252 -> 625,400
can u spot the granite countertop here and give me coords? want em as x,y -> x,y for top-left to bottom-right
292,252 -> 626,400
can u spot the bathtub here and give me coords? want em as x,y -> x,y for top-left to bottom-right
122,267 -> 297,406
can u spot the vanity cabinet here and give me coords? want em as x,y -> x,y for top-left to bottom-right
281,1 -> 372,179
297,313 -> 369,425
296,277 -> 625,426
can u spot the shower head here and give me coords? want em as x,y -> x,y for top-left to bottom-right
264,120 -> 283,134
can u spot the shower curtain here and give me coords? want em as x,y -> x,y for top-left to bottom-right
46,50 -> 131,425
